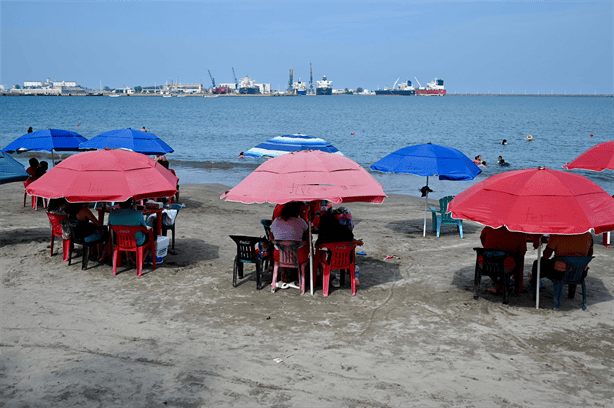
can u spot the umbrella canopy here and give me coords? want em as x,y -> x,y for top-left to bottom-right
26,149 -> 178,203
0,152 -> 29,184
222,150 -> 385,205
564,141 -> 614,172
243,134 -> 343,158
371,143 -> 481,236
2,129 -> 87,153
79,129 -> 174,156
447,167 -> 614,235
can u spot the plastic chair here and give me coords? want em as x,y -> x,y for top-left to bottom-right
46,212 -> 70,260
533,256 -> 594,310
271,240 -> 308,294
473,248 -> 523,305
430,196 -> 463,238
260,219 -> 272,241
317,241 -> 359,297
229,235 -> 269,290
61,219 -> 107,270
161,203 -> 183,249
110,225 -> 156,277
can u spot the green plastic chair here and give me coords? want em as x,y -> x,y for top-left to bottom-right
430,196 -> 463,238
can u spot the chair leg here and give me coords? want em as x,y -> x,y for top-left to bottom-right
322,265 -> 330,297
458,221 -> 463,239
171,226 -> 175,249
299,264 -> 306,295
568,284 -> 577,299
68,241 -> 74,266
552,280 -> 563,310
136,248 -> 144,276
350,265 -> 356,296
271,263 -> 279,293
112,248 -> 119,275
581,281 -> 587,311
50,234 -> 55,257
473,264 -> 482,300
82,245 -> 90,270
62,239 -> 71,261
502,273 -> 510,305
24,191 -> 27,207
436,216 -> 441,238
256,259 -> 262,290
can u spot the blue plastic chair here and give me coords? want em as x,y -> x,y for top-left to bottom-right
430,196 -> 463,238
543,256 -> 594,310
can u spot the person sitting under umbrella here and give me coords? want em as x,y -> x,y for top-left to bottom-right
65,202 -> 108,261
270,201 -> 309,285
108,198 -> 149,247
531,232 -> 594,284
480,226 -> 527,294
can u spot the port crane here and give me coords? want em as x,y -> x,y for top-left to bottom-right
393,77 -> 400,90
414,77 -> 423,89
207,70 -> 216,90
287,67 -> 294,94
232,67 -> 238,91
309,63 -> 314,94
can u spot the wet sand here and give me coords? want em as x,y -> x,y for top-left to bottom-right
1,182 -> 613,407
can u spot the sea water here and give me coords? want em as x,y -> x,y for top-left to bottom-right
1,95 -> 612,199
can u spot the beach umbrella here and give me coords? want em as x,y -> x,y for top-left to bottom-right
371,143 -> 481,236
564,141 -> 614,172
26,149 -> 178,203
564,140 -> 614,245
79,129 -> 173,156
243,134 -> 343,158
0,152 -> 29,184
447,166 -> 614,308
2,128 -> 87,164
222,150 -> 386,294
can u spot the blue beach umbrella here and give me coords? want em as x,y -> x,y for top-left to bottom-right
0,152 -> 29,184
371,142 -> 481,236
2,129 -> 87,163
244,133 -> 343,158
79,128 -> 174,156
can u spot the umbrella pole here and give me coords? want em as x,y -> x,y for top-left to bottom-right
51,150 -> 55,167
423,176 -> 429,237
309,221 -> 314,295
536,243 -> 542,309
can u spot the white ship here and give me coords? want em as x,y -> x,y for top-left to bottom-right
293,78 -> 307,95
316,75 -> 333,95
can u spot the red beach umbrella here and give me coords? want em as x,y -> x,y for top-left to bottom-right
564,141 -> 614,172
222,150 -> 386,205
222,150 -> 386,294
26,149 -> 178,203
447,166 -> 614,308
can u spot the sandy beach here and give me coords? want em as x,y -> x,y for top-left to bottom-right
1,182 -> 613,407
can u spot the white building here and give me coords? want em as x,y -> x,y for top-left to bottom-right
23,77 -> 77,89
256,83 -> 271,94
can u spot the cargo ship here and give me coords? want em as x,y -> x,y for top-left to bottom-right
239,75 -> 260,94
374,78 -> 415,95
293,78 -> 307,95
316,75 -> 333,95
415,77 -> 446,96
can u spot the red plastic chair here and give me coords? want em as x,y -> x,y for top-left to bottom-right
271,240 -> 308,294
110,225 -> 156,277
46,212 -> 70,260
317,241 -> 359,297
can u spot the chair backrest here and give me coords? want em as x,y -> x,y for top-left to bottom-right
110,225 -> 150,250
552,256 -> 594,283
167,203 -> 183,211
47,212 -> 69,237
473,247 -> 519,276
229,235 -> 262,262
261,219 -> 272,241
318,241 -> 358,269
439,196 -> 456,222
272,240 -> 305,268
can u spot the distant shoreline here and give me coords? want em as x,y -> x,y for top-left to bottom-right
1,92 -> 612,98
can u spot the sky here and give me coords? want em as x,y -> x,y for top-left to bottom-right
1,0 -> 613,94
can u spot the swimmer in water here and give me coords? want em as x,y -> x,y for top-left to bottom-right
498,156 -> 510,167
473,155 -> 482,165
502,139 -> 507,145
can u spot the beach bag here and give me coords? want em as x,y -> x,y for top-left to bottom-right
257,238 -> 272,259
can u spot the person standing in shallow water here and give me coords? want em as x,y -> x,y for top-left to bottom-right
141,127 -> 147,132
27,126 -> 33,133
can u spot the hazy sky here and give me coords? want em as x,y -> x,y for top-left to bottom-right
2,1 -> 612,93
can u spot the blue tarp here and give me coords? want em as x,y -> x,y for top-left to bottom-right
0,152 -> 29,184
79,129 -> 174,156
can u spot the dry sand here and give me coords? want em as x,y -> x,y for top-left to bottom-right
1,182 -> 613,407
